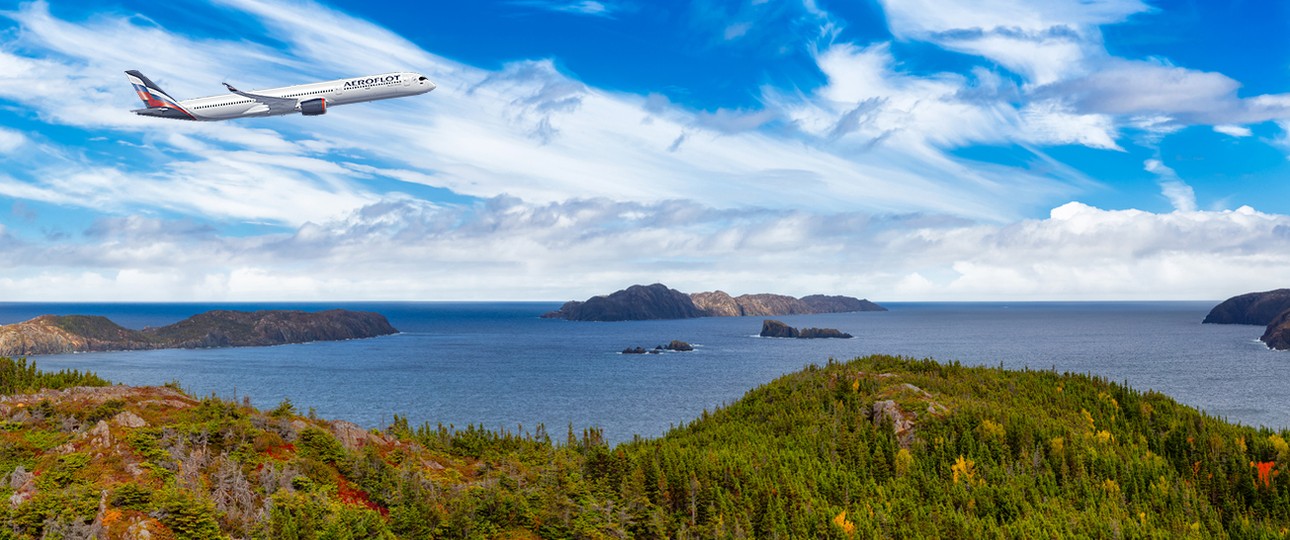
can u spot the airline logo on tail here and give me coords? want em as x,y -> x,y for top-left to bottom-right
125,70 -> 194,119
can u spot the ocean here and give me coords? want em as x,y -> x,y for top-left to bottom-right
1,301 -> 1284,444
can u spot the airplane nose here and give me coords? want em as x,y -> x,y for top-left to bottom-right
428,81 -> 437,91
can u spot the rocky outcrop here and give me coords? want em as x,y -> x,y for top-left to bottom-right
0,310 -> 397,356
1203,289 -> 1290,325
621,340 -> 694,354
545,283 -> 885,321
541,284 -> 707,322
759,320 -> 853,339
760,319 -> 799,338
798,327 -> 853,339
1260,310 -> 1290,350
663,340 -> 693,352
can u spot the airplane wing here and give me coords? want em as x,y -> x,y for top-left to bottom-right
223,82 -> 298,115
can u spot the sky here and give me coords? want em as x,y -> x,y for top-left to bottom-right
0,0 -> 1289,301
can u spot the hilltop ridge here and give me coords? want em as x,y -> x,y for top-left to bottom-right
0,355 -> 1285,538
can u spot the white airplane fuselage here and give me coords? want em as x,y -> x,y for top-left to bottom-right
127,71 -> 435,121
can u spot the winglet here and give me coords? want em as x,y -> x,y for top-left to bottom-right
222,82 -> 239,93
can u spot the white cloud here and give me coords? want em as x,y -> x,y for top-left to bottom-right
877,0 -> 1150,85
875,0 -> 1290,135
1214,124 -> 1253,138
508,1 -> 617,17
1143,158 -> 1196,212
0,0 -> 1093,225
2,197 -> 1288,301
1,0 -> 1289,303
0,128 -> 25,153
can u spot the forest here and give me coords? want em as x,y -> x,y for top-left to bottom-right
0,354 -> 1286,539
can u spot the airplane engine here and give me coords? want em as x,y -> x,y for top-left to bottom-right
299,98 -> 327,116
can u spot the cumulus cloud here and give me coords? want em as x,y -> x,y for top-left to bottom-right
1,196 -> 1288,301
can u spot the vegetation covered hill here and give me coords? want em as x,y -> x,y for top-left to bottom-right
0,355 -> 1286,538
0,310 -> 398,356
542,283 -> 885,321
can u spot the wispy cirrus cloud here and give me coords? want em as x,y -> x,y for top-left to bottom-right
506,0 -> 622,18
0,0 -> 1086,226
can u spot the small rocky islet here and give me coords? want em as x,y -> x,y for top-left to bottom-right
759,319 -> 853,339
621,340 -> 694,354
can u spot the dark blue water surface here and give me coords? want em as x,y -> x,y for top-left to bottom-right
1,302 -> 1284,444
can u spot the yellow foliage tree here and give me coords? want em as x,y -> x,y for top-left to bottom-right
952,455 -> 979,485
833,510 -> 856,536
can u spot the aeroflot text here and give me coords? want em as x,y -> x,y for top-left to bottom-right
344,76 -> 400,88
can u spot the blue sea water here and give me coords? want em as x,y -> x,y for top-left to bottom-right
0,302 -> 1285,444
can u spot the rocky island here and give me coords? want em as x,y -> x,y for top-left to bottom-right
622,340 -> 694,354
1204,289 -> 1290,350
0,309 -> 398,356
759,319 -> 853,339
543,283 -> 885,321
1202,289 -> 1290,325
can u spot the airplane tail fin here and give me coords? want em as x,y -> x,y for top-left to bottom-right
125,70 -> 195,120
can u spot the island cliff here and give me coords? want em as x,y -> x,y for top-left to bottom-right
543,283 -> 885,321
1203,289 -> 1290,350
1203,289 -> 1290,325
1261,310 -> 1290,351
0,309 -> 397,356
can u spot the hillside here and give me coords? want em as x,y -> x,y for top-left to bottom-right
0,356 -> 1286,538
0,310 -> 398,356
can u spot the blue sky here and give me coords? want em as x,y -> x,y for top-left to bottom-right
1,0 -> 1289,301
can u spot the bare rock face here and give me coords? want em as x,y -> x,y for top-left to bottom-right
1260,309 -> 1290,350
329,420 -> 389,451
1204,289 -> 1290,325
871,400 -> 916,449
733,294 -> 813,317
690,291 -> 741,317
88,420 -> 113,448
113,411 -> 149,428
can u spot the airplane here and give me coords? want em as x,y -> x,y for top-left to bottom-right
125,70 -> 436,121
